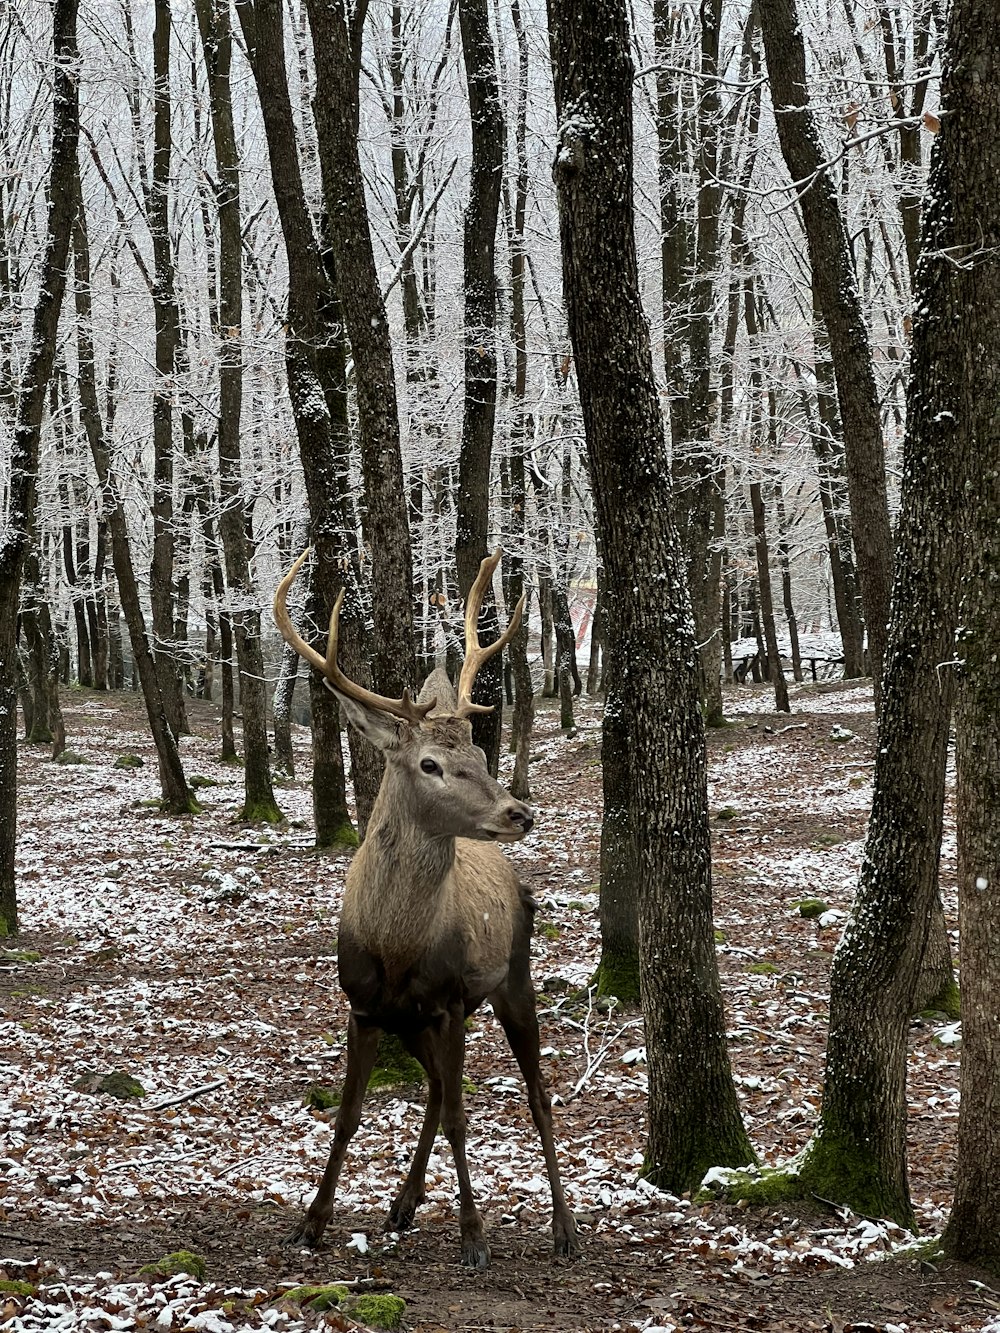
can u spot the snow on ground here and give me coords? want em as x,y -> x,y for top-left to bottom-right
0,684 -> 977,1331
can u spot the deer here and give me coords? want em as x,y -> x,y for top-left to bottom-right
273,549 -> 578,1270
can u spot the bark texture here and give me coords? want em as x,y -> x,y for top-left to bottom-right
0,0 -> 80,936
799,0 -> 996,1224
196,0 -> 281,823
548,0 -> 754,1189
147,0 -> 188,738
305,0 -> 416,703
455,0 -> 506,772
939,0 -> 1000,1268
758,0 -> 892,705
237,0 -> 361,843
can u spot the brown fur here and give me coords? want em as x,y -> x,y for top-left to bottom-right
286,688 -> 579,1269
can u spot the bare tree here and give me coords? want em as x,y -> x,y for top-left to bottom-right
548,0 -> 755,1189
0,0 -> 80,936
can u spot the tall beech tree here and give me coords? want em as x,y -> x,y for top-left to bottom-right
305,0 -> 416,702
236,0 -> 360,845
751,0 -> 996,1225
758,0 -> 893,706
548,0 -> 754,1189
455,0 -> 506,773
195,0 -> 281,824
939,0 -> 1000,1266
73,183 -> 195,819
146,0 -> 189,739
0,0 -> 80,936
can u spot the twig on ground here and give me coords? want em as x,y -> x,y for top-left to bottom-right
145,1078 -> 226,1111
105,1150 -> 202,1171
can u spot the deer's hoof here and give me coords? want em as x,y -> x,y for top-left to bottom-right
553,1217 -> 580,1258
461,1236 -> 490,1270
386,1193 -> 422,1233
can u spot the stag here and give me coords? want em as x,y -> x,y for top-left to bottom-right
273,550 -> 578,1269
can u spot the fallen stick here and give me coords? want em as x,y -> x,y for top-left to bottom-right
145,1078 -> 226,1111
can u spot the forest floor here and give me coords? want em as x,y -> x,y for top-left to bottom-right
2,680 -> 998,1333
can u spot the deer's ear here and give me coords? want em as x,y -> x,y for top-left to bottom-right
323,681 -> 403,751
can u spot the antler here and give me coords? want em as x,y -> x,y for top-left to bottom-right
273,550 -> 436,725
456,549 -> 526,718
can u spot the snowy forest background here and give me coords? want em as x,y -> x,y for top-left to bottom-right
1,0 -> 933,701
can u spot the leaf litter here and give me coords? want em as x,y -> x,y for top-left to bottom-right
1,684 -> 992,1331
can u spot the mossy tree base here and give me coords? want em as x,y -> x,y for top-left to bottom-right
643,1124 -> 757,1198
369,1033 -> 425,1090
696,1162 -> 804,1207
238,799 -> 284,825
592,948 -> 641,1005
697,1133 -> 917,1230
315,820 -> 359,851
919,977 -> 961,1022
162,795 -> 201,817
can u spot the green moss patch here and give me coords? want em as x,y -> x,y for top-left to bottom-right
592,950 -> 641,1004
114,753 -> 145,769
74,1070 -> 146,1100
697,1163 -> 803,1207
369,1033 -> 424,1090
920,977 -> 961,1022
189,774 -> 219,790
304,1083 -> 341,1111
0,1279 -> 36,1297
1,949 -> 41,964
138,1250 -> 206,1281
793,898 -> 828,919
238,799 -> 284,825
715,806 -> 739,821
55,750 -> 88,765
316,821 -> 360,850
350,1293 -> 406,1330
281,1283 -> 349,1312
748,961 -> 779,976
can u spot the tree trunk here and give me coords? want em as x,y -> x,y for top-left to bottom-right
939,0 -> 1000,1266
452,0 -> 506,772
0,0 -> 80,936
548,0 -> 755,1188
305,0 -> 415,706
775,483 -> 802,683
749,481 -> 790,713
796,5 -> 991,1222
237,0 -> 360,844
147,0 -> 189,739
664,0 -> 725,727
758,0 -> 893,706
73,186 -> 196,817
593,643 -> 640,1003
196,0 -> 280,824
501,0 -> 535,800
272,639 -> 299,776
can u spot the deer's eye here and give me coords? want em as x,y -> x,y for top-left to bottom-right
420,757 -> 442,776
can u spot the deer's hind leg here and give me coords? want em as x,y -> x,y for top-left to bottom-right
287,1013 -> 380,1247
385,1032 -> 443,1234
491,979 -> 579,1258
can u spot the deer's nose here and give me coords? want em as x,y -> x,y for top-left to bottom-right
507,804 -> 534,835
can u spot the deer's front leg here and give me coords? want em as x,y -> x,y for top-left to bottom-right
435,1006 -> 489,1269
287,1015 -> 380,1247
386,1070 -> 442,1233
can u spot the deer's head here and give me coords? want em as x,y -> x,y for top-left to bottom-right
274,550 -> 533,845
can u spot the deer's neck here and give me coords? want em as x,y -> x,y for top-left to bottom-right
347,792 -> 455,965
